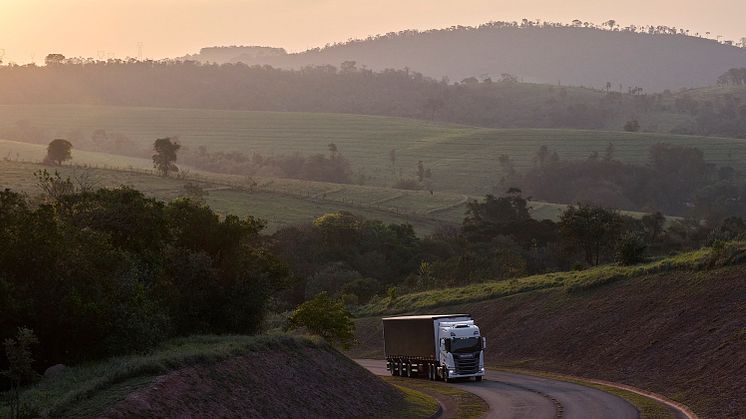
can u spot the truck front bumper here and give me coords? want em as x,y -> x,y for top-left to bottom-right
446,368 -> 485,378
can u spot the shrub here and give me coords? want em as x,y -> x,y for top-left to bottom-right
623,119 -> 641,132
616,233 -> 647,265
286,293 -> 355,349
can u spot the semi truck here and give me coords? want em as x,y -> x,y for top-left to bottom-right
383,314 -> 486,382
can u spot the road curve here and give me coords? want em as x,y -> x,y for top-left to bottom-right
356,359 -> 639,419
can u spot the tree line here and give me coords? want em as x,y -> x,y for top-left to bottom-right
498,143 -> 746,221
1,60 -> 746,138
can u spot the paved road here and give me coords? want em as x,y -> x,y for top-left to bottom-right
356,359 -> 641,419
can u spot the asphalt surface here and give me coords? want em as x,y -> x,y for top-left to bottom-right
356,359 -> 641,419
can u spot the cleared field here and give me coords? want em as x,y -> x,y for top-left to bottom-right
3,104 -> 746,194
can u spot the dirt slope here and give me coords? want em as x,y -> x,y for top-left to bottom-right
99,343 -> 404,419
351,267 -> 746,418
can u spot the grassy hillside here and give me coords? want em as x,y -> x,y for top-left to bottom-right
0,139 -> 669,237
2,335 -> 437,418
3,105 -> 746,196
350,243 -> 746,418
0,158 -> 460,234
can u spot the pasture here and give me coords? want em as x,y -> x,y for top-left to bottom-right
2,105 -> 746,194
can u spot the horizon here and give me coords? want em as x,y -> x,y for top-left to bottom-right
2,0 -> 745,65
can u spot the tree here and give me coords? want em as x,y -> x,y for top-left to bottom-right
44,53 -> 65,66
624,120 -> 641,132
559,204 -> 624,265
641,212 -> 666,243
152,137 -> 181,177
2,328 -> 39,419
328,142 -> 338,159
45,139 -> 72,165
286,293 -> 355,349
603,20 -> 617,31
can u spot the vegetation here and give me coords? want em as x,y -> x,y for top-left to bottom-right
43,139 -> 72,165
200,21 -> 745,91
2,54 -> 746,138
0,186 -> 288,369
356,243 -> 744,315
286,293 -> 356,349
2,328 -> 39,419
152,137 -> 180,176
0,335 -> 320,417
508,142 -> 746,219
5,105 -> 746,197
383,377 -> 489,419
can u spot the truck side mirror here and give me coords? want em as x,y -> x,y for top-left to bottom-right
482,337 -> 487,349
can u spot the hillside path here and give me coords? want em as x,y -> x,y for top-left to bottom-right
356,359 -> 641,419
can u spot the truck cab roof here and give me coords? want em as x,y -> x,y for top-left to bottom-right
382,314 -> 470,320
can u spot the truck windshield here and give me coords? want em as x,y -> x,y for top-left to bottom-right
449,337 -> 481,353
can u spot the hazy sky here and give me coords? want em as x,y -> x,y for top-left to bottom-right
2,0 -> 745,64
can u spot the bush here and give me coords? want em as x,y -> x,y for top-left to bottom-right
623,119 -> 641,132
286,293 -> 355,349
616,234 -> 647,265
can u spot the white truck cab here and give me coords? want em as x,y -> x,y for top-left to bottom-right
438,320 -> 486,381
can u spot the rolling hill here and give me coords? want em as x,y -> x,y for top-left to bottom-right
3,105 -> 746,198
215,24 -> 746,91
350,243 -> 746,418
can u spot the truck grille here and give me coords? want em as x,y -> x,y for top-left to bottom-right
454,354 -> 479,374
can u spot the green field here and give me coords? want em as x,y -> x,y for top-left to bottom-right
3,104 -> 746,195
0,139 -> 671,233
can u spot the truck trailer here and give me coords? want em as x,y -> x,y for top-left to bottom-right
382,314 -> 486,382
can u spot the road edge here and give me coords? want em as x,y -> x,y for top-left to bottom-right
493,367 -> 697,419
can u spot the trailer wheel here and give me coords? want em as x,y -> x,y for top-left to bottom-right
392,361 -> 399,376
429,365 -> 436,381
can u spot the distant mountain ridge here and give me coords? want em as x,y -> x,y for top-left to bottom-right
190,24 -> 746,92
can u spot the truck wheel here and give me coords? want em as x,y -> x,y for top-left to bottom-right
443,370 -> 451,383
475,376 -> 483,382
